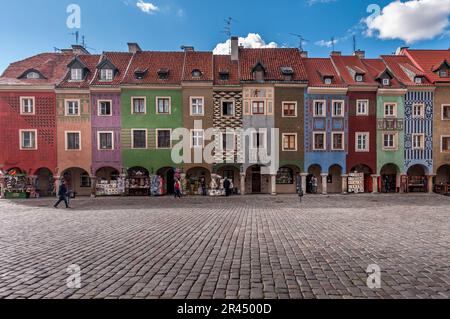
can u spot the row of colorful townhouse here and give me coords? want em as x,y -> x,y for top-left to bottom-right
0,39 -> 449,198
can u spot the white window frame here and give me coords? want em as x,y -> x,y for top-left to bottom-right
412,103 -> 425,119
191,129 -> 205,148
97,131 -> 114,151
414,77 -> 423,84
331,132 -> 345,151
355,74 -> 364,82
155,97 -> 172,115
156,129 -> 172,149
251,100 -> 266,115
221,100 -> 235,117
412,133 -> 424,150
382,132 -> 398,151
324,77 -> 332,85
100,69 -> 114,81
190,97 -> 205,116
384,102 -> 397,118
131,129 -> 148,149
26,72 -> 40,79
65,131 -> 81,151
382,78 -> 390,86
282,101 -> 298,118
441,135 -> 450,153
356,100 -> 369,116
313,100 -> 326,117
97,100 -> 113,117
65,99 -> 81,116
220,132 -> 236,151
312,132 -> 326,151
20,97 -> 35,115
250,131 -> 267,150
332,100 -> 345,118
282,133 -> 297,152
71,68 -> 83,81
19,129 -> 37,150
442,104 -> 450,121
131,97 -> 147,115
355,132 -> 370,152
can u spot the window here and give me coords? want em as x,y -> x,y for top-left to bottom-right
414,77 -> 423,84
282,134 -> 297,151
26,72 -> 40,79
132,97 -> 146,114
412,134 -> 424,150
332,132 -> 344,150
98,132 -> 114,150
356,133 -> 369,152
442,136 -> 450,152
383,133 -> 397,150
65,100 -> 80,116
192,69 -> 202,78
282,102 -> 297,117
313,132 -> 326,151
98,100 -> 112,116
412,103 -> 425,119
222,100 -> 235,116
439,70 -> 447,78
276,167 -> 294,185
313,100 -> 326,117
132,130 -> 147,149
384,103 -> 397,118
442,105 -> 450,120
80,172 -> 91,188
251,132 -> 266,149
332,100 -> 344,117
20,97 -> 35,115
221,133 -> 235,151
71,68 -> 83,81
356,100 -> 369,116
156,130 -> 171,149
66,132 -> 81,150
191,97 -> 204,116
157,98 -> 171,114
254,71 -> 264,82
252,101 -> 265,115
219,72 -> 229,81
355,74 -> 364,82
100,69 -> 113,81
324,77 -> 332,85
382,78 -> 390,86
192,130 -> 204,148
20,130 -> 37,150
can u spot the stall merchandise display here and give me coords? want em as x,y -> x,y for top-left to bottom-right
348,173 -> 365,194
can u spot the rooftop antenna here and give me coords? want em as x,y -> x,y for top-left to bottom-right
69,31 -> 79,44
221,17 -> 238,39
331,36 -> 336,51
81,35 -> 96,51
352,35 -> 357,52
53,47 -> 62,53
289,33 -> 308,51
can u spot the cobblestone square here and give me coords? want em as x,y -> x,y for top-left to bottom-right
0,194 -> 449,299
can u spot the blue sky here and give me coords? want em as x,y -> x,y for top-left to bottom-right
1,0 -> 450,73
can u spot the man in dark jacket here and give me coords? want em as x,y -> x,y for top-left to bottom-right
54,180 -> 70,209
223,178 -> 231,197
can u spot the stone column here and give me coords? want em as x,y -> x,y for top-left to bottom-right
399,175 -> 407,193
341,174 -> 348,194
301,173 -> 308,195
240,174 -> 246,196
427,175 -> 435,194
371,175 -> 379,193
321,174 -> 328,195
270,174 -> 277,196
90,176 -> 97,198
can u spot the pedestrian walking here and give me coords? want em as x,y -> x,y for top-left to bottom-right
223,178 -> 231,197
54,180 -> 70,209
311,176 -> 318,194
174,179 -> 182,199
201,177 -> 207,196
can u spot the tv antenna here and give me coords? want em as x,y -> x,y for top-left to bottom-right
222,17 -> 238,39
331,36 -> 336,51
289,33 -> 308,51
69,31 -> 80,44
81,35 -> 96,51
353,35 -> 357,52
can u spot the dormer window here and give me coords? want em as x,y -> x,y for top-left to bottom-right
26,72 -> 40,79
192,69 -> 202,78
219,71 -> 229,81
382,78 -> 390,86
134,69 -> 147,80
355,74 -> 364,82
157,69 -> 169,80
71,68 -> 83,81
414,76 -> 423,84
100,69 -> 114,81
252,62 -> 266,82
439,70 -> 448,78
281,67 -> 294,81
324,77 -> 333,85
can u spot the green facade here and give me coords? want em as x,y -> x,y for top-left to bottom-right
376,95 -> 405,174
121,88 -> 183,173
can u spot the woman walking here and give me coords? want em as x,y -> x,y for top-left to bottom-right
174,179 -> 182,199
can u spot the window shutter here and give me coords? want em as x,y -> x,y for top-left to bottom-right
243,101 -> 250,115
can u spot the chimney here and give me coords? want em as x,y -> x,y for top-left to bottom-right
331,51 -> 341,56
181,45 -> 195,52
71,45 -> 90,55
300,51 -> 308,58
231,36 -> 239,61
354,50 -> 365,59
128,43 -> 142,53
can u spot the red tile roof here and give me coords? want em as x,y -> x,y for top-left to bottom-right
239,48 -> 307,82
303,58 -> 345,87
213,55 -> 240,85
182,51 -> 213,82
57,54 -> 102,89
361,58 -> 402,88
381,55 -> 432,87
122,51 -> 185,85
402,49 -> 450,83
331,55 -> 378,86
90,52 -> 133,87
0,53 -> 74,86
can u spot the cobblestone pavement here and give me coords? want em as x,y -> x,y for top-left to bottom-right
0,194 -> 449,299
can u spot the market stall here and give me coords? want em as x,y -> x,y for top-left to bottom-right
127,167 -> 150,196
3,169 -> 34,199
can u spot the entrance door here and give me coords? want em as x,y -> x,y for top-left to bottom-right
166,169 -> 175,194
252,167 -> 261,193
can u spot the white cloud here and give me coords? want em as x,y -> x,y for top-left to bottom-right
365,0 -> 450,44
315,39 -> 339,48
307,0 -> 337,6
136,0 -> 159,14
213,33 -> 278,55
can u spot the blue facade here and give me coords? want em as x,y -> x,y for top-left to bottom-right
304,94 -> 348,173
404,91 -> 434,174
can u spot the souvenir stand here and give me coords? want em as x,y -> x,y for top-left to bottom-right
96,175 -> 126,196
3,170 -> 33,199
127,169 -> 150,196
348,172 -> 365,194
